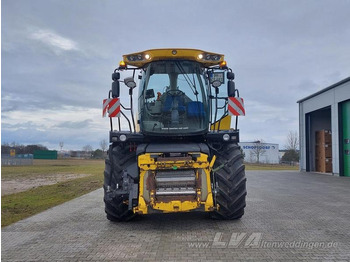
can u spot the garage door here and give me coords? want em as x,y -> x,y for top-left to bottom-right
342,100 -> 350,177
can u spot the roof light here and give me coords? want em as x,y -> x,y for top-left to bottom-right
119,61 -> 127,69
197,53 -> 203,60
220,61 -> 227,68
144,53 -> 150,60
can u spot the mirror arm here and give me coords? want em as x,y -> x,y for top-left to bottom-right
129,88 -> 136,133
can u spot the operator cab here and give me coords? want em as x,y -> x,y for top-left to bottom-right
139,60 -> 209,136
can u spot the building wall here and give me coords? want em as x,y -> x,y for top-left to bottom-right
299,80 -> 350,175
239,142 -> 279,164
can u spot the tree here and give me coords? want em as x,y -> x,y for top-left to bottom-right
283,131 -> 299,163
250,140 -> 266,164
82,145 -> 93,152
1,143 -> 48,154
285,131 -> 299,151
100,139 -> 107,152
92,149 -> 104,159
282,150 -> 299,162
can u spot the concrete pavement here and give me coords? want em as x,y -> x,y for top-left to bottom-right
2,170 -> 350,261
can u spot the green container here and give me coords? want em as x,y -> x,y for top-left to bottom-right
33,150 -> 58,159
342,100 -> 350,177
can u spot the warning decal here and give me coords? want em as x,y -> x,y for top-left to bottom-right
103,98 -> 120,117
228,97 -> 245,116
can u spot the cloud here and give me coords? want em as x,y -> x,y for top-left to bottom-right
30,29 -> 79,53
54,119 -> 93,129
2,0 -> 350,150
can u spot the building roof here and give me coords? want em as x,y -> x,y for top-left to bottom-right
297,76 -> 350,103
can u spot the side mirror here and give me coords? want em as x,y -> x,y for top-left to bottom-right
112,81 -> 120,97
112,72 -> 120,81
124,77 -> 136,89
228,81 -> 235,97
227,72 -> 235,80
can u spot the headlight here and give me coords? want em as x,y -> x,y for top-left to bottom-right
119,134 -> 127,142
144,53 -> 151,60
223,134 -> 230,141
203,53 -> 222,61
197,53 -> 203,59
128,53 -> 144,61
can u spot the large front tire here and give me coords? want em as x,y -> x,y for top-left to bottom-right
103,145 -> 136,222
211,143 -> 247,220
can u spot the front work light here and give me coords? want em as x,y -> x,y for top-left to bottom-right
119,134 -> 127,142
223,134 -> 230,141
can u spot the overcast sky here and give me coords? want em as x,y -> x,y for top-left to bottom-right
2,0 -> 350,151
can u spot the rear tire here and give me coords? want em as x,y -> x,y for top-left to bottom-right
211,143 -> 247,220
103,145 -> 136,222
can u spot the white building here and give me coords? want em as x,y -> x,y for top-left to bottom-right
297,76 -> 350,176
239,142 -> 279,164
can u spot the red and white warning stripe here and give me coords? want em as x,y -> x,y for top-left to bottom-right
102,99 -> 109,117
102,98 -> 121,117
228,97 -> 245,116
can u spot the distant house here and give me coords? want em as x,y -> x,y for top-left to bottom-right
239,142 -> 279,164
70,151 -> 92,159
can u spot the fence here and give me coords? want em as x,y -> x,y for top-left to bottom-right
1,154 -> 34,166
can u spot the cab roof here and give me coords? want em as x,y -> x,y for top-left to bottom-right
122,48 -> 225,68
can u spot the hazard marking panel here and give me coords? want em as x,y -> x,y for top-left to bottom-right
228,97 -> 245,116
102,98 -> 120,117
102,99 -> 109,117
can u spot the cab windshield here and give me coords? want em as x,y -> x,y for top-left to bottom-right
139,60 -> 209,135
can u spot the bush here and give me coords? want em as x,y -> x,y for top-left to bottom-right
282,150 -> 299,162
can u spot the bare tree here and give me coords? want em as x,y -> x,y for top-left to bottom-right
250,140 -> 266,164
285,131 -> 299,150
100,139 -> 108,152
59,141 -> 64,151
82,145 -> 93,152
282,131 -> 299,163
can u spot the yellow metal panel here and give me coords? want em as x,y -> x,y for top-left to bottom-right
135,152 -> 217,214
210,115 -> 232,130
123,48 -> 224,68
152,201 -> 199,213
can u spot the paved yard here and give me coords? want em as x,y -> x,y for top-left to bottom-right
2,171 -> 350,261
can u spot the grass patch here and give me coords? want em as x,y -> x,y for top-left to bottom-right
2,173 -> 103,227
245,163 -> 299,170
1,159 -> 104,180
1,159 -> 104,227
